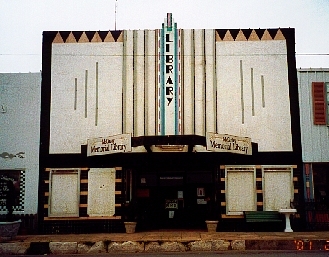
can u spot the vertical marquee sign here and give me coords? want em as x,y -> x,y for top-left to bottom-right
158,13 -> 181,135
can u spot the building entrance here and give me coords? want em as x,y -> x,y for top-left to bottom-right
135,170 -> 215,231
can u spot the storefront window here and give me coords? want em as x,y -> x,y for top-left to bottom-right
0,169 -> 25,213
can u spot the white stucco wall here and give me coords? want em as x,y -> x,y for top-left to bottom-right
216,40 -> 292,152
50,43 -> 123,153
0,72 -> 41,214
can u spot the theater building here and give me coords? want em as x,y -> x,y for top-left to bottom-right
40,14 -> 302,233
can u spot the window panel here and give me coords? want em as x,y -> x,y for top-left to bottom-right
225,166 -> 256,215
262,166 -> 293,211
48,169 -> 80,217
87,168 -> 116,217
312,82 -> 326,125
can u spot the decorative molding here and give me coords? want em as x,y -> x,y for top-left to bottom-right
91,32 -> 102,42
51,29 -> 285,44
104,31 -> 115,42
261,30 -> 273,40
274,29 -> 285,40
53,31 -> 124,43
216,29 -> 285,41
53,32 -> 64,43
215,30 -> 222,41
78,32 -> 89,43
235,30 -> 247,41
248,29 -> 260,41
223,30 -> 234,41
66,32 -> 77,43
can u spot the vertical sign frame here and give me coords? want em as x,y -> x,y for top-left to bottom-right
158,13 -> 181,135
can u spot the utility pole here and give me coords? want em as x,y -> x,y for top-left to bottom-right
115,0 -> 118,30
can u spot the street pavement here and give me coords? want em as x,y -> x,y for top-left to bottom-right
2,230 -> 329,254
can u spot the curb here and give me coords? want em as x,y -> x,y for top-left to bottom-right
1,239 -> 329,254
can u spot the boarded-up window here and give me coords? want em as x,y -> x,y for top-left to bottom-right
225,166 -> 256,215
48,169 -> 80,217
87,168 -> 116,217
312,82 -> 326,125
262,166 -> 293,211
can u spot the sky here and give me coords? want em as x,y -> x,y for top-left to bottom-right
0,0 -> 328,73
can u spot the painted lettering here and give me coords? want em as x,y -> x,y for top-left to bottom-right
164,31 -> 175,107
166,87 -> 173,95
234,143 -> 248,154
166,65 -> 173,74
166,44 -> 170,52
208,138 -> 250,154
210,140 -> 232,150
166,55 -> 173,63
166,33 -> 173,42
222,136 -> 236,144
101,146 -> 109,152
91,142 -> 127,153
91,146 -> 100,153
102,138 -> 115,145
166,76 -> 173,84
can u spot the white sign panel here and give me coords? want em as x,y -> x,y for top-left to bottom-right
87,133 -> 131,156
206,132 -> 252,155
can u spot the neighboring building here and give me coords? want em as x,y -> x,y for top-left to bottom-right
0,72 -> 41,233
298,68 -> 329,230
40,14 -> 302,233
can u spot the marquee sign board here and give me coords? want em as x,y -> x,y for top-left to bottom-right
87,133 -> 131,156
206,132 -> 252,155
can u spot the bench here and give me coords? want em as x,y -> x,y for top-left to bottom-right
244,211 -> 283,231
244,211 -> 282,223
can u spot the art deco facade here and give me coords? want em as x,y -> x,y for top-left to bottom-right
39,14 -> 302,233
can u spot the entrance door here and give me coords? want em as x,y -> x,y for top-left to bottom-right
157,185 -> 185,229
135,171 -> 215,230
157,173 -> 185,229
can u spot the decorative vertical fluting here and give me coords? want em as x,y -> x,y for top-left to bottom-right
205,29 -> 216,133
194,29 -> 205,136
134,30 -> 145,137
123,30 -> 134,135
95,62 -> 98,126
240,60 -> 245,124
182,29 -> 194,135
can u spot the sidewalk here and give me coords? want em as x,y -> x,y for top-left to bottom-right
2,230 -> 329,254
